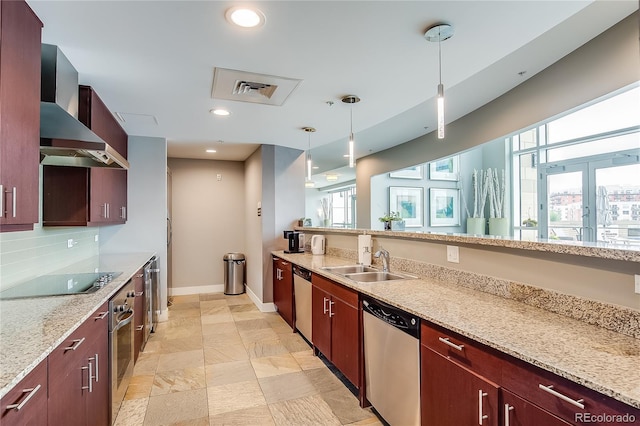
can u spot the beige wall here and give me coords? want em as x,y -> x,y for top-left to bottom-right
168,158 -> 245,291
357,12 -> 640,228
316,232 -> 640,310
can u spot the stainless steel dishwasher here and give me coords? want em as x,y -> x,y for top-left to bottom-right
363,297 -> 420,425
292,265 -> 312,342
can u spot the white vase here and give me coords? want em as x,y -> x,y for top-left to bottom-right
466,217 -> 485,235
489,217 -> 509,237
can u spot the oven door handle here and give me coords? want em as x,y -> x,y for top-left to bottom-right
114,310 -> 134,331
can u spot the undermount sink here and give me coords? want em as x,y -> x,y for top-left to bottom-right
343,271 -> 416,282
321,265 -> 378,274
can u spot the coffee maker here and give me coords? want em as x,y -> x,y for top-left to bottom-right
284,231 -> 304,253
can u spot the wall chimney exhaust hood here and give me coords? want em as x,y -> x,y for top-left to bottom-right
39,44 -> 129,169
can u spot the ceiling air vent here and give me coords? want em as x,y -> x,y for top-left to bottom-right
233,80 -> 277,99
212,68 -> 302,106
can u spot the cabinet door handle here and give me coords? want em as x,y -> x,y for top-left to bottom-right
5,384 -> 42,411
64,337 -> 86,351
323,297 -> 329,314
88,353 -> 99,383
478,390 -> 488,425
136,325 -> 144,331
102,204 -> 108,219
538,384 -> 585,409
0,184 -> 3,217
11,187 -> 16,217
121,206 -> 126,219
438,337 -> 464,351
82,362 -> 93,393
329,300 -> 335,317
135,291 -> 144,297
281,261 -> 289,266
94,311 -> 109,320
504,404 -> 514,426
107,203 -> 110,219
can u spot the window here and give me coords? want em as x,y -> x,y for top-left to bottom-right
512,84 -> 640,244
328,186 -> 356,228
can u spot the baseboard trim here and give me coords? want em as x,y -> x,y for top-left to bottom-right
168,284 -> 224,296
246,286 -> 276,313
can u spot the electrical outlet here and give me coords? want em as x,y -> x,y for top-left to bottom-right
67,239 -> 74,248
94,234 -> 99,242
635,275 -> 640,294
446,245 -> 460,263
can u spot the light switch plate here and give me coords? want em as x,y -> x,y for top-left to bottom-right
67,239 -> 74,248
635,275 -> 640,294
446,245 -> 459,263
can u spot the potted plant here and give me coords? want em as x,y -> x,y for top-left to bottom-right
522,218 -> 537,227
487,168 -> 509,237
379,212 -> 405,231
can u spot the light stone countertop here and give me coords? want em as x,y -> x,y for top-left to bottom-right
296,227 -> 640,263
0,252 -> 155,400
274,250 -> 640,409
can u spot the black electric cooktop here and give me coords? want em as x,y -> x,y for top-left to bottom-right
0,272 -> 122,300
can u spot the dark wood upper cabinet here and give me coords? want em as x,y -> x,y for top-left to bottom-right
43,86 -> 128,226
0,0 -> 42,232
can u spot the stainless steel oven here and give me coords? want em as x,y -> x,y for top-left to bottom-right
110,280 -> 135,424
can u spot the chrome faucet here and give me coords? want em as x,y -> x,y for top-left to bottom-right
374,247 -> 390,272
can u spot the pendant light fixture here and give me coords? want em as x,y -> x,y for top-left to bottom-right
341,95 -> 360,168
303,127 -> 316,187
425,23 -> 454,139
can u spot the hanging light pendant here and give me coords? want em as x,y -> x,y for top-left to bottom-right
303,127 -> 316,187
341,95 -> 360,168
425,23 -> 454,139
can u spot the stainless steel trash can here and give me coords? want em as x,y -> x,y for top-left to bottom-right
223,253 -> 246,295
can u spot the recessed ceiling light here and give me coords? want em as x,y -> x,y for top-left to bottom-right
210,108 -> 230,116
225,7 -> 265,28
206,149 -> 217,153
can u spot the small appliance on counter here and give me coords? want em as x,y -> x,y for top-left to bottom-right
311,235 -> 325,255
284,231 -> 304,253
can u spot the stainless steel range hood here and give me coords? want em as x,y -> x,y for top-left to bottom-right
40,44 -> 129,169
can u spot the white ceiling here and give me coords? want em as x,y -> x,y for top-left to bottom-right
28,0 -> 638,185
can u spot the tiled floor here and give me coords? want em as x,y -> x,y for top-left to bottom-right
114,293 -> 382,426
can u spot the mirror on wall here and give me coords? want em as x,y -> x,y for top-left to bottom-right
371,137 -> 507,236
304,84 -> 640,247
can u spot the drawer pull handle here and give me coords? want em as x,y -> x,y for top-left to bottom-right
94,311 -> 109,320
504,404 -> 514,426
81,362 -> 93,393
478,390 -> 488,424
5,384 -> 41,411
64,337 -> 86,351
136,325 -> 144,331
438,337 -> 464,351
538,384 -> 585,409
329,300 -> 335,317
323,297 -> 329,315
135,292 -> 144,297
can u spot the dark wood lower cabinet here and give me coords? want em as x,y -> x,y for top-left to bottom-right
502,389 -> 571,426
0,360 -> 47,426
273,257 -> 294,327
421,346 -> 499,426
48,303 -> 109,426
311,274 -> 360,389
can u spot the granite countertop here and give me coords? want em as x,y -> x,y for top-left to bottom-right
274,250 -> 640,409
0,252 -> 155,399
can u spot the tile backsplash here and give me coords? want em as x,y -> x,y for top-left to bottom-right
0,225 -> 99,291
